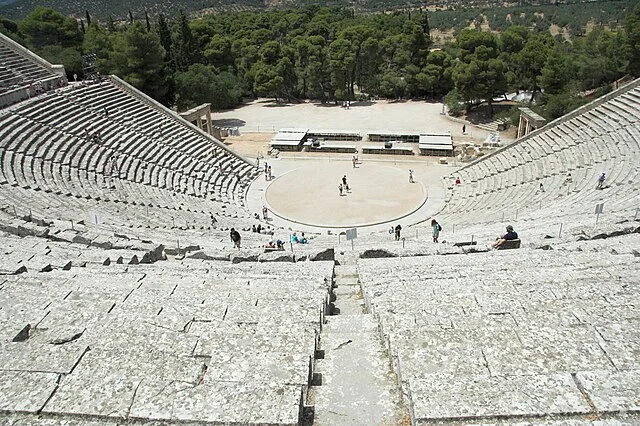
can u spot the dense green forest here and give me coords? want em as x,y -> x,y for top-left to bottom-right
1,3 -> 640,122
0,0 -> 635,23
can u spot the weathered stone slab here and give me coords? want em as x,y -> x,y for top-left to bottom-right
83,326 -> 199,357
595,322 -> 640,370
107,293 -> 195,332
43,348 -> 203,418
468,420 -> 637,426
577,370 -> 640,412
394,341 -> 489,379
36,300 -> 113,330
485,326 -> 613,376
205,333 -> 314,385
224,302 -> 322,327
0,341 -> 88,374
0,414 -> 119,425
410,373 -> 590,422
129,380 -> 302,424
0,371 -> 59,413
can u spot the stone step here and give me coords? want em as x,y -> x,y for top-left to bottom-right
334,251 -> 359,266
334,265 -> 358,277
335,277 -> 359,287
332,301 -> 365,316
334,284 -> 362,297
312,314 -> 405,425
322,314 -> 378,333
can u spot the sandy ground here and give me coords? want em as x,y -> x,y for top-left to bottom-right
214,98 -> 507,159
265,162 -> 426,227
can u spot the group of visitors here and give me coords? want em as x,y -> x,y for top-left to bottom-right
390,224 -> 402,240
85,128 -> 103,144
264,163 -> 273,181
291,232 -> 308,244
339,175 -> 351,196
264,240 -> 285,250
390,220 -> 442,243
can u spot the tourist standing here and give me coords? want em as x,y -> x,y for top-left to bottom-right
230,228 -> 241,249
431,219 -> 441,243
394,224 -> 402,241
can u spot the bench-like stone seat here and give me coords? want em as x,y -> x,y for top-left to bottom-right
362,145 -> 414,155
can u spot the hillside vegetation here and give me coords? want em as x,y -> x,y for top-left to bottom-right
1,3 -> 640,123
0,0 -> 636,26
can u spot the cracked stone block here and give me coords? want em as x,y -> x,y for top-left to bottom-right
594,323 -> 640,370
0,341 -> 88,374
83,325 -> 199,358
0,371 -> 59,413
43,347 -> 203,418
577,370 -> 640,413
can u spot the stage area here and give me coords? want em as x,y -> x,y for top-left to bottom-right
264,162 -> 426,228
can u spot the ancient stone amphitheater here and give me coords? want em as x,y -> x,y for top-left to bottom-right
0,32 -> 638,425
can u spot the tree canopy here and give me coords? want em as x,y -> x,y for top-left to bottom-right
0,3 -> 637,120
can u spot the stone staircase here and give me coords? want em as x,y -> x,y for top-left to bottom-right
309,251 -> 408,425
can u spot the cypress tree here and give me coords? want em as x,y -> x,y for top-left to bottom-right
145,10 -> 151,32
107,15 -> 116,32
157,13 -> 172,58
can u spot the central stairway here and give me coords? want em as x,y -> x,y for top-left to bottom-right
309,251 -> 407,425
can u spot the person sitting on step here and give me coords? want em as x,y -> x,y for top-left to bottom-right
492,225 -> 518,249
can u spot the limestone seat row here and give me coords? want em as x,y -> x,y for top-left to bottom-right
357,247 -> 640,423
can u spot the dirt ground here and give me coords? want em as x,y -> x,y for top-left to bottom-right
215,99 -> 516,160
223,133 -> 272,158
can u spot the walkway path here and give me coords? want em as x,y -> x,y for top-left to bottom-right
310,251 -> 407,425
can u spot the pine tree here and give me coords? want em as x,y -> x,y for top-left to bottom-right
107,15 -> 116,32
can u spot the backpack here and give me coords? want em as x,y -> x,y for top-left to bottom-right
437,224 -> 442,232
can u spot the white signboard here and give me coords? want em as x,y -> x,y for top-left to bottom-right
346,228 -> 358,241
89,211 -> 101,225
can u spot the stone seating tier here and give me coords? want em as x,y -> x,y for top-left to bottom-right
1,78 -> 261,229
0,256 -> 333,423
441,81 -> 640,228
0,41 -> 60,92
357,247 -> 639,423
